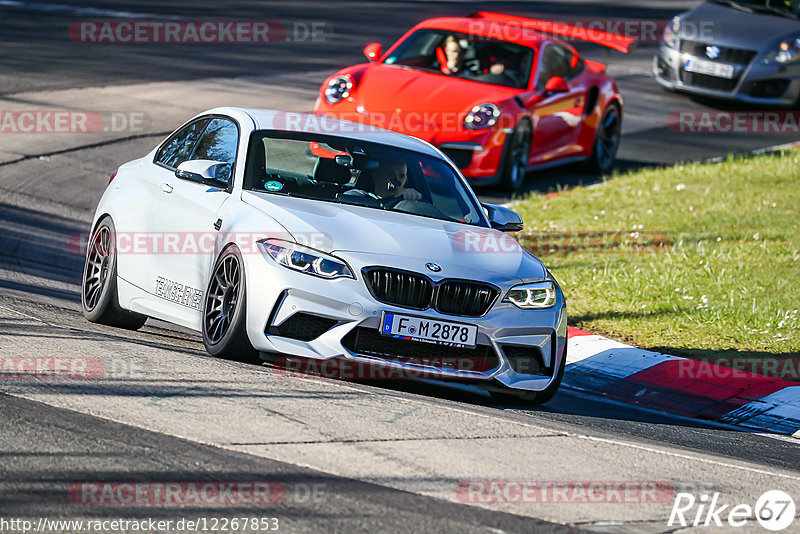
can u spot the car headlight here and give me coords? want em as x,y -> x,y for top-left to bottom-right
764,37 -> 800,64
258,239 -> 355,279
324,75 -> 353,104
662,16 -> 681,49
504,281 -> 557,309
464,103 -> 501,130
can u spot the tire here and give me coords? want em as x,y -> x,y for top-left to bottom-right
586,102 -> 621,174
489,344 -> 567,406
202,245 -> 258,362
81,216 -> 147,329
499,120 -> 531,192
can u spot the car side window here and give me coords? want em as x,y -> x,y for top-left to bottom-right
156,119 -> 209,169
187,118 -> 239,185
535,44 -> 573,91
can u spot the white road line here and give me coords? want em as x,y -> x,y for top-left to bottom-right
3,301 -> 798,479
0,0 -> 181,20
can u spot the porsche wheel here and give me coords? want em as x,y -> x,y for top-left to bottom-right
202,245 -> 257,361
81,216 -> 147,329
500,120 -> 531,192
587,103 -> 621,174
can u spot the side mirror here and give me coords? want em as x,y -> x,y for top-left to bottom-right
363,42 -> 382,62
483,203 -> 523,232
544,76 -> 570,94
175,160 -> 228,183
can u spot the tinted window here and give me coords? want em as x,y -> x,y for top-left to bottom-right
156,119 -> 209,168
535,44 -> 581,90
243,132 -> 486,227
384,29 -> 535,90
188,118 -> 239,184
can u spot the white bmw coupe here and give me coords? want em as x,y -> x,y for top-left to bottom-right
82,107 -> 567,403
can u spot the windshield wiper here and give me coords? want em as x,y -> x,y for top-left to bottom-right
760,0 -> 800,19
711,0 -> 799,19
710,0 -> 755,13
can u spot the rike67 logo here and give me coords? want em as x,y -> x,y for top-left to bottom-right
669,490 -> 796,531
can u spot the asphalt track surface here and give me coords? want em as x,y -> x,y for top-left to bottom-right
1,1 -> 799,533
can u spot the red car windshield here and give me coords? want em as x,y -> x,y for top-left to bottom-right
383,29 -> 534,89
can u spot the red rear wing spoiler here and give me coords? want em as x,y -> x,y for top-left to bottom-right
468,12 -> 636,54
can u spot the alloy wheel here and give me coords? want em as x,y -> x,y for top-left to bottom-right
204,254 -> 241,345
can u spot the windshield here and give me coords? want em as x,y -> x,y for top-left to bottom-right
383,29 -> 535,89
711,0 -> 800,18
243,131 -> 487,227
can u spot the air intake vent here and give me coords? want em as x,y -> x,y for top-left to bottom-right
268,312 -> 338,341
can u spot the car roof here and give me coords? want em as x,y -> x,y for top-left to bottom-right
415,16 -> 549,47
199,107 -> 445,159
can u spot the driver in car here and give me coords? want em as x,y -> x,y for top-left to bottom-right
441,35 -> 506,77
341,156 -> 423,206
370,157 -> 422,201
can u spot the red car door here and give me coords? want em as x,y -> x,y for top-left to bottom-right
527,43 -> 587,165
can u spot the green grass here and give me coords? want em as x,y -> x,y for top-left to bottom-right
514,150 -> 800,370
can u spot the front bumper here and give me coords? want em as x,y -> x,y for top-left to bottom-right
654,44 -> 800,106
244,254 -> 567,393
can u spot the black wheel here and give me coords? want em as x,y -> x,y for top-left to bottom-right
587,103 -> 621,174
202,245 -> 257,361
489,344 -> 567,406
81,217 -> 147,329
500,120 -> 531,192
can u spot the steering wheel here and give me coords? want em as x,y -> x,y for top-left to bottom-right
381,195 -> 405,209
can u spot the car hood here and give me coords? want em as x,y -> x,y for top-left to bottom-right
681,2 -> 800,50
351,64 -> 518,120
242,191 -> 546,283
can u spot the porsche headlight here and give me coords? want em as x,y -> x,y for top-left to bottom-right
324,75 -> 353,104
764,37 -> 800,64
662,16 -> 681,49
258,239 -> 354,279
504,281 -> 557,309
464,103 -> 501,130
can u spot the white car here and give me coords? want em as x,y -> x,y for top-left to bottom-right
82,107 -> 567,403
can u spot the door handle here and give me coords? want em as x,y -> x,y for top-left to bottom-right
161,183 -> 173,194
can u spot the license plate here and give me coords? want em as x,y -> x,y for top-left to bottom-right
684,58 -> 735,79
380,312 -> 477,348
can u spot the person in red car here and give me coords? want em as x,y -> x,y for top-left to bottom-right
441,35 -> 505,77
441,35 -> 465,75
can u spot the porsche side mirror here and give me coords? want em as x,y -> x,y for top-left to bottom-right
483,203 -> 524,232
363,43 -> 382,62
175,159 -> 228,183
544,76 -> 570,94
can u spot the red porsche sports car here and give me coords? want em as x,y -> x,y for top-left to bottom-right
314,12 -> 634,191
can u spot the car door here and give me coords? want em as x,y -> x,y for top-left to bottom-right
148,116 -> 239,327
529,43 -> 587,164
115,118 -> 209,294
